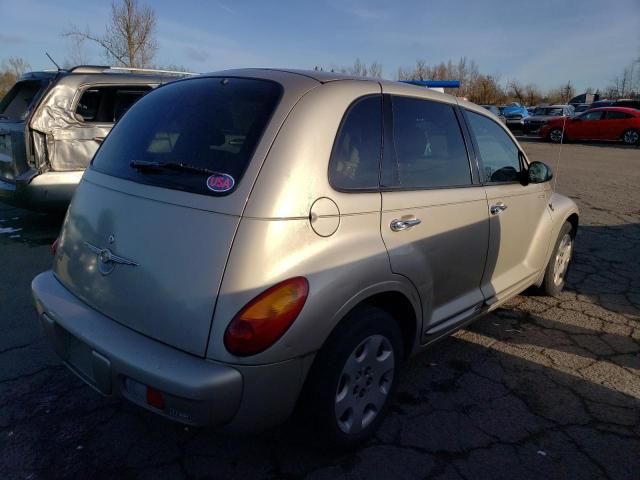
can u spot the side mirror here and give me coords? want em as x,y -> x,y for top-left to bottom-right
527,161 -> 553,184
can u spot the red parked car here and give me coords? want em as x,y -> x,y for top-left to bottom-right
540,107 -> 640,145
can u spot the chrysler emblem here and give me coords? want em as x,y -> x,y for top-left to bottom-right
84,241 -> 138,275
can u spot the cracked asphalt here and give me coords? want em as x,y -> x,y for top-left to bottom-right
1,140 -> 639,479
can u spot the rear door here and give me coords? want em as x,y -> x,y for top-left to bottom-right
380,95 -> 489,335
464,109 -> 552,302
602,110 -> 634,140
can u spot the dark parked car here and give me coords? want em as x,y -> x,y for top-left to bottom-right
573,103 -> 591,114
540,107 -> 640,145
614,99 -> 640,110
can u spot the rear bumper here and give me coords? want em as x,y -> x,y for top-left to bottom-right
0,170 -> 83,211
31,270 -> 310,429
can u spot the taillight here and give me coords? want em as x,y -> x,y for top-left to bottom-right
146,386 -> 165,410
224,277 -> 309,356
51,237 -> 59,256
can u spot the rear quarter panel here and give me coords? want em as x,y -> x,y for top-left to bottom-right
206,214 -> 421,364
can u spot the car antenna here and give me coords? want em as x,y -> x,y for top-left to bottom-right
45,52 -> 62,71
553,114 -> 568,192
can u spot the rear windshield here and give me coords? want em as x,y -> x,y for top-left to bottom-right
0,80 -> 48,121
534,107 -> 563,116
92,77 -> 282,196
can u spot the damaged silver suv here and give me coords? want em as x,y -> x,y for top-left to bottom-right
0,66 -> 187,211
32,69 -> 578,448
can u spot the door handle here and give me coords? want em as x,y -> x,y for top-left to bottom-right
490,202 -> 508,215
390,218 -> 421,232
93,136 -> 105,143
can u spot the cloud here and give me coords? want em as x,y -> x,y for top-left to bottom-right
155,18 -> 267,71
0,33 -> 25,44
184,47 -> 210,63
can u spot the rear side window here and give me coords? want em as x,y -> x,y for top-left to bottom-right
75,85 -> 152,122
92,77 -> 282,196
0,80 -> 48,120
605,110 -> 633,120
466,110 -> 521,183
383,96 -> 471,189
329,95 -> 382,190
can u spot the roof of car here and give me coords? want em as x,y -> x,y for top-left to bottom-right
202,68 -> 463,104
20,66 -> 195,84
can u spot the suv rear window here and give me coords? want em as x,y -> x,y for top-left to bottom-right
92,77 -> 282,196
0,80 -> 48,121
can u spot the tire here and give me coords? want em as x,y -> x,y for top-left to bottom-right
540,222 -> 574,296
297,305 -> 403,449
621,129 -> 639,145
548,128 -> 564,143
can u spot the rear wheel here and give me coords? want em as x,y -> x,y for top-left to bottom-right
540,222 -> 574,296
622,129 -> 639,145
548,128 -> 564,143
298,305 -> 403,449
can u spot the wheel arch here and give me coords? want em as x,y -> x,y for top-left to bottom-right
324,280 -> 422,360
534,194 -> 579,286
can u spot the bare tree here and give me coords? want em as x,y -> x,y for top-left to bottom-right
470,75 -> 505,104
368,61 -> 382,79
2,57 -> 30,77
324,59 -> 383,78
523,84 -> 542,106
63,36 -> 92,68
347,58 -> 368,77
508,81 -> 526,104
0,57 -> 31,98
609,65 -> 633,98
64,0 -> 157,68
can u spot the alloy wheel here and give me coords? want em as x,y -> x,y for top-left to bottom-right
550,129 -> 563,143
623,130 -> 639,145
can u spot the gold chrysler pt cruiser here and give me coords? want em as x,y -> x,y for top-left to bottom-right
32,69 -> 578,448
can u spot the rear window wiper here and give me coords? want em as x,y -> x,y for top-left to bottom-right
129,160 -> 219,176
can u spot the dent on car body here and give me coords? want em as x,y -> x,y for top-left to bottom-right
30,84 -> 104,171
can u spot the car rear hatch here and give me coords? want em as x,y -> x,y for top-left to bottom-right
0,78 -> 51,183
52,76 -> 288,357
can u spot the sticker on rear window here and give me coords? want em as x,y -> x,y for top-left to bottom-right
206,173 -> 235,193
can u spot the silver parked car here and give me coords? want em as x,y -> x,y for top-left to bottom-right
32,69 -> 579,448
0,66 -> 188,211
523,104 -> 575,133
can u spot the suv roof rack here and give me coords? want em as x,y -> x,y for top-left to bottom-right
68,65 -> 198,76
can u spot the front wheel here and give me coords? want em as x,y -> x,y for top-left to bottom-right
622,129 -> 639,145
540,222 -> 574,296
297,305 -> 403,449
548,128 -> 564,143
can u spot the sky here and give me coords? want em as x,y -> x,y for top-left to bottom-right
1,0 -> 639,92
